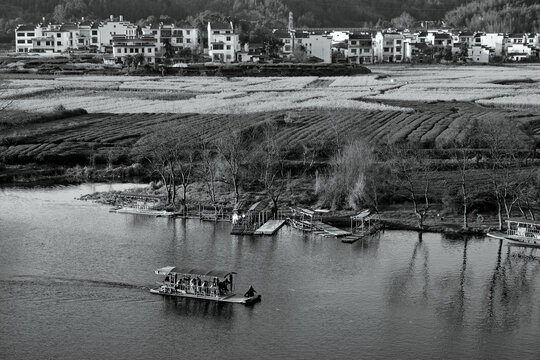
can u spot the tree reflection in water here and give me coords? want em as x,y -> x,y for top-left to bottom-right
484,241 -> 540,331
388,232 -> 430,304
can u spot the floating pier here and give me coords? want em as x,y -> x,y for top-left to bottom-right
254,220 -> 286,235
110,207 -> 175,217
311,221 -> 352,237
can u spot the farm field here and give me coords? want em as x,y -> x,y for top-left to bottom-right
1,64 -> 540,169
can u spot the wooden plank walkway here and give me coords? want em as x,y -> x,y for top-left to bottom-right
312,221 -> 351,237
341,235 -> 364,244
254,220 -> 286,235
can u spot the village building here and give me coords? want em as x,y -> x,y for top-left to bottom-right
374,32 -> 405,63
98,15 -> 138,52
296,32 -> 333,63
207,21 -> 240,63
15,25 -> 38,53
273,29 -> 294,56
143,22 -> 200,55
347,33 -> 373,64
111,34 -> 157,64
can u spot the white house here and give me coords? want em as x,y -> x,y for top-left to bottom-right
469,45 -> 491,63
296,32 -> 332,63
15,25 -> 38,52
111,34 -> 157,64
374,32 -> 405,63
144,22 -> 200,55
207,21 -> 240,63
348,33 -> 373,64
480,33 -> 505,56
98,15 -> 138,52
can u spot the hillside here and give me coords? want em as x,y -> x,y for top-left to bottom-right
445,0 -> 540,32
1,0 -> 467,36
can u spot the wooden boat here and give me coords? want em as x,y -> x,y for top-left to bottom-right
150,266 -> 261,305
487,218 -> 540,247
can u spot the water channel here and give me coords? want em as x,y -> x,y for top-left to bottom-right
1,184 -> 540,359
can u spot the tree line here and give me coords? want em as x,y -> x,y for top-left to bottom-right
133,116 -> 538,231
320,119 -> 539,230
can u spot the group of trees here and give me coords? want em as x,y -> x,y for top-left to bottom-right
132,118 -> 297,216
319,120 -> 539,230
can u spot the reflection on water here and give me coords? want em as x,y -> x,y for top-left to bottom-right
1,184 -> 540,359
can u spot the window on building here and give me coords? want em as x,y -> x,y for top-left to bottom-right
396,40 -> 401,44
130,48 -> 134,53
17,40 -> 25,44
396,55 -> 402,60
17,33 -> 24,37
57,33 -> 61,38
57,41 -> 61,46
351,49 -> 357,53
285,45 -> 291,51
350,41 -> 357,45
37,41 -> 41,46
383,47 -> 389,52
396,47 -> 401,52
142,48 -> 144,53
176,38 -> 182,43
92,30 -> 97,35
118,48 -> 121,53
186,30 -> 190,35
186,39 -> 191,43
92,38 -> 97,43
213,31 -> 219,34
148,48 -> 152,53
226,54 -> 231,59
285,39 -> 290,43
28,32 -> 35,37
226,36 -> 231,41
46,41 -> 50,46
363,48 -> 370,53
225,30 -> 231,34
226,45 -> 231,50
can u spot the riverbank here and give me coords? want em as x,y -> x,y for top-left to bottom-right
77,183 -> 498,237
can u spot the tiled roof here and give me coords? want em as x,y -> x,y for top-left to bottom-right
16,25 -> 36,31
59,23 -> 78,31
209,21 -> 232,30
434,33 -> 451,39
349,33 -> 372,40
273,30 -> 290,38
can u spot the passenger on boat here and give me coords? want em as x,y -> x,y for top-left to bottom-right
244,286 -> 257,297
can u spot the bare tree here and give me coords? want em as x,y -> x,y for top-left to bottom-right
215,122 -> 250,206
250,121 -> 289,217
476,119 -> 535,230
199,140 -> 220,215
388,143 -> 435,229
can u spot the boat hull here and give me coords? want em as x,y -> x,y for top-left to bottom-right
487,232 -> 540,248
150,288 -> 261,304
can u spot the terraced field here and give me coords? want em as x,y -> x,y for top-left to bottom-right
2,102 -> 539,166
1,65 -> 540,167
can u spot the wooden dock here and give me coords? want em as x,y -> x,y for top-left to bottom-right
254,220 -> 286,235
110,207 -> 175,217
312,221 -> 351,237
341,235 -> 364,243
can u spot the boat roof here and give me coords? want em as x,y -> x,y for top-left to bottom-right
506,218 -> 540,226
351,209 -> 371,220
154,266 -> 235,278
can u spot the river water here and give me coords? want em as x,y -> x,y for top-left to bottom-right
1,184 -> 540,359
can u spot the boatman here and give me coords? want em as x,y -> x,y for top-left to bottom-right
244,286 -> 257,298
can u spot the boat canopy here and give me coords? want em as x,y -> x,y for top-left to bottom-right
351,209 -> 371,220
154,266 -> 236,278
506,218 -> 540,227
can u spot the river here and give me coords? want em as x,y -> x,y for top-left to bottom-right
1,184 -> 540,359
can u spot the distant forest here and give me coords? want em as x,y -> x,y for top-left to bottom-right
1,0 -> 540,42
